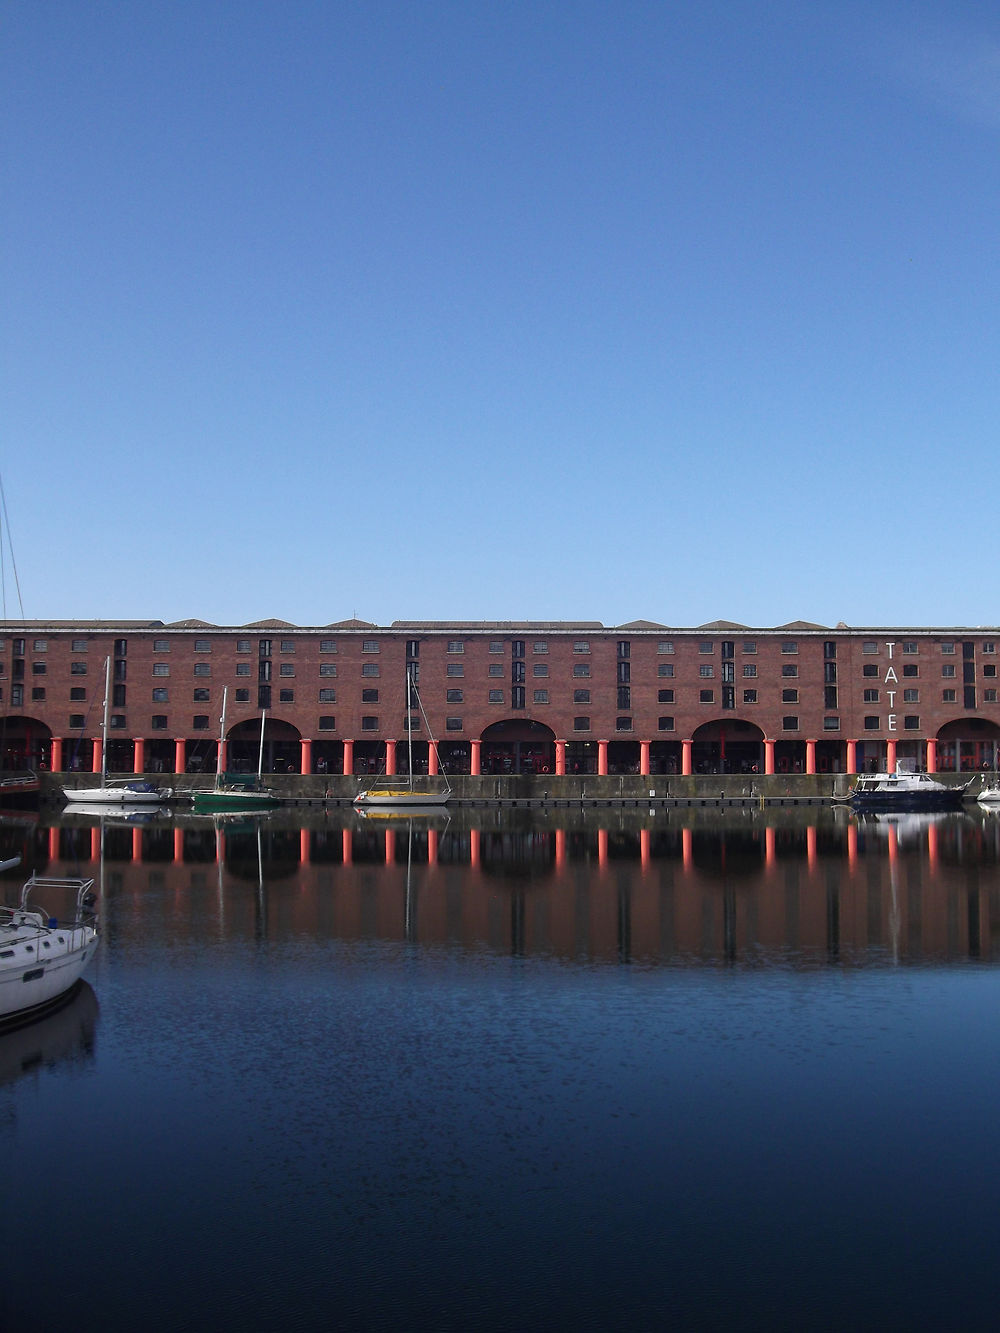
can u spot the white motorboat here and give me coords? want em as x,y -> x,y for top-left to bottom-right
978,780 -> 1000,810
0,859 -> 99,1026
62,657 -> 173,806
846,767 -> 971,811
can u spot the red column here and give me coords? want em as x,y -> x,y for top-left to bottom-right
385,740 -> 396,776
343,739 -> 354,774
764,740 -> 775,775
805,740 -> 816,775
555,740 -> 566,776
846,739 -> 857,774
218,739 -> 227,774
50,737 -> 64,772
92,737 -> 103,774
133,738 -> 145,774
300,738 -> 312,773
174,738 -> 186,774
428,742 -> 439,776
598,741 -> 608,776
886,739 -> 897,773
640,740 -> 650,776
681,739 -> 692,776
470,740 -> 481,776
925,739 -> 937,774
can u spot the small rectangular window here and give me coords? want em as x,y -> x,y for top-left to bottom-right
533,689 -> 549,704
193,688 -> 210,702
280,640 -> 295,653
862,641 -> 878,654
823,716 -> 840,731
699,689 -> 714,703
70,687 -> 85,701
573,664 -> 591,677
941,642 -> 955,654
657,663 -> 674,678
71,662 -> 87,675
657,641 -> 674,654
782,716 -> 799,731
447,641 -> 464,654
533,642 -> 548,654
446,663 -> 464,677
699,664 -> 714,678
237,640 -> 251,653
194,663 -> 210,676
902,642 -> 918,654
573,689 -> 590,704
903,715 -> 920,730
362,663 -> 380,677
236,662 -> 251,676
319,689 -> 336,702
782,689 -> 799,703
864,689 -> 879,703
279,663 -> 295,677
657,689 -> 674,703
193,715 -> 210,730
781,664 -> 798,677
153,664 -> 169,676
319,716 -> 336,730
490,641 -> 504,653
234,689 -> 250,702
615,717 -> 633,731
743,664 -> 757,677
864,715 -> 880,730
319,663 -> 337,677
574,641 -> 590,653
33,639 -> 47,652
279,689 -> 294,703
69,713 -> 85,729
903,688 -> 919,702
320,640 -> 338,653
446,689 -> 463,703
362,688 -> 379,703
532,663 -> 548,677
362,640 -> 379,653
361,716 -> 378,731
781,642 -> 798,654
71,639 -> 88,652
488,663 -> 504,677
743,689 -> 757,704
573,716 -> 590,731
658,716 -> 675,731
445,717 -> 462,731
942,689 -> 957,702
488,689 -> 504,703
942,664 -> 956,678
153,689 -> 169,704
194,640 -> 211,652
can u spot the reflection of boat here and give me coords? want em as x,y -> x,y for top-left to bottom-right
0,980 -> 98,1088
192,689 -> 279,813
0,862 -> 99,1027
354,805 -> 451,821
62,658 -> 173,806
355,672 -> 451,809
977,780 -> 1000,810
66,802 -> 170,822
847,768 -> 970,811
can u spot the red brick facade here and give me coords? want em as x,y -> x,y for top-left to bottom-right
2,619 -> 998,776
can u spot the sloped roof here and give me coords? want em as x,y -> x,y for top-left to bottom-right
162,619 -> 218,628
326,618 -> 378,629
617,619 -> 669,630
242,619 -> 298,629
775,620 -> 828,630
696,620 -> 751,631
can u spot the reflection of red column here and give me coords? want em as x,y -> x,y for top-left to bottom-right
640,740 -> 650,776
132,827 -> 142,862
428,742 -> 439,776
428,829 -> 438,865
51,737 -> 63,771
470,828 -> 480,867
765,826 -> 776,867
385,829 -> 394,864
598,828 -> 608,867
342,828 -> 352,865
682,827 -> 693,870
927,820 -> 938,872
300,738 -> 312,774
343,739 -> 354,774
555,828 -> 566,870
133,738 -> 145,773
805,740 -> 816,775
887,823 -> 898,866
48,826 -> 59,861
470,740 -> 481,776
174,737 -> 186,774
846,739 -> 857,774
555,740 -> 566,776
598,741 -> 608,776
91,827 -> 100,860
92,737 -> 103,774
807,825 -> 817,870
847,822 -> 858,872
385,740 -> 396,776
174,827 -> 184,862
640,827 -> 651,870
682,740 -> 692,776
300,828 -> 310,865
764,740 -> 775,776
886,739 -> 897,773
926,739 -> 937,774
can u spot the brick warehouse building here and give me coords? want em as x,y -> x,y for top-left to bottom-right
1,618 -> 998,780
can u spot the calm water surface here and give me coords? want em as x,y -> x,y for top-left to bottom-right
1,806 -> 999,1331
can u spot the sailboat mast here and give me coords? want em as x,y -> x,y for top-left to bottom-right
216,687 -> 228,794
100,656 -> 111,784
406,671 -> 413,791
258,709 -> 266,782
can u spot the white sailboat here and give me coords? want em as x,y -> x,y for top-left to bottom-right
0,857 -> 100,1026
354,671 -> 451,810
191,688 -> 278,813
62,657 -> 173,805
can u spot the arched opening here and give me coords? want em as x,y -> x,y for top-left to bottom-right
481,720 -> 556,775
936,719 -> 1000,772
228,717 -> 302,774
692,720 -> 765,774
0,716 -> 52,771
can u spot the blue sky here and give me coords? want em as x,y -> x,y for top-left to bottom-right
2,0 -> 997,630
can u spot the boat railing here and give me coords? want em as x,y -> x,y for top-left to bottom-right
13,874 -> 99,935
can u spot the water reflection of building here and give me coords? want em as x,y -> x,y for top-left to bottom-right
17,810 -> 1000,967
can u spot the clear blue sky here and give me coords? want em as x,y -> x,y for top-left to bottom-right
2,0 -> 997,630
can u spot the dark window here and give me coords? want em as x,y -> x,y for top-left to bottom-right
319,716 -> 336,730
617,686 -> 631,710
445,718 -> 462,731
615,717 -> 632,731
511,686 -> 525,709
573,689 -> 591,704
658,716 -> 675,731
573,716 -> 590,731
152,715 -> 167,730
362,688 -> 379,703
446,689 -> 463,703
279,689 -> 294,703
361,716 -> 378,731
193,688 -> 209,702
193,715 -> 210,730
864,716 -> 880,730
657,689 -> 674,703
782,716 -> 799,731
699,689 -> 714,703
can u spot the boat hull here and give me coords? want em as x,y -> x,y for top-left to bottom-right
849,791 -> 966,812
63,784 -> 172,805
354,791 -> 450,808
191,790 -> 279,813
